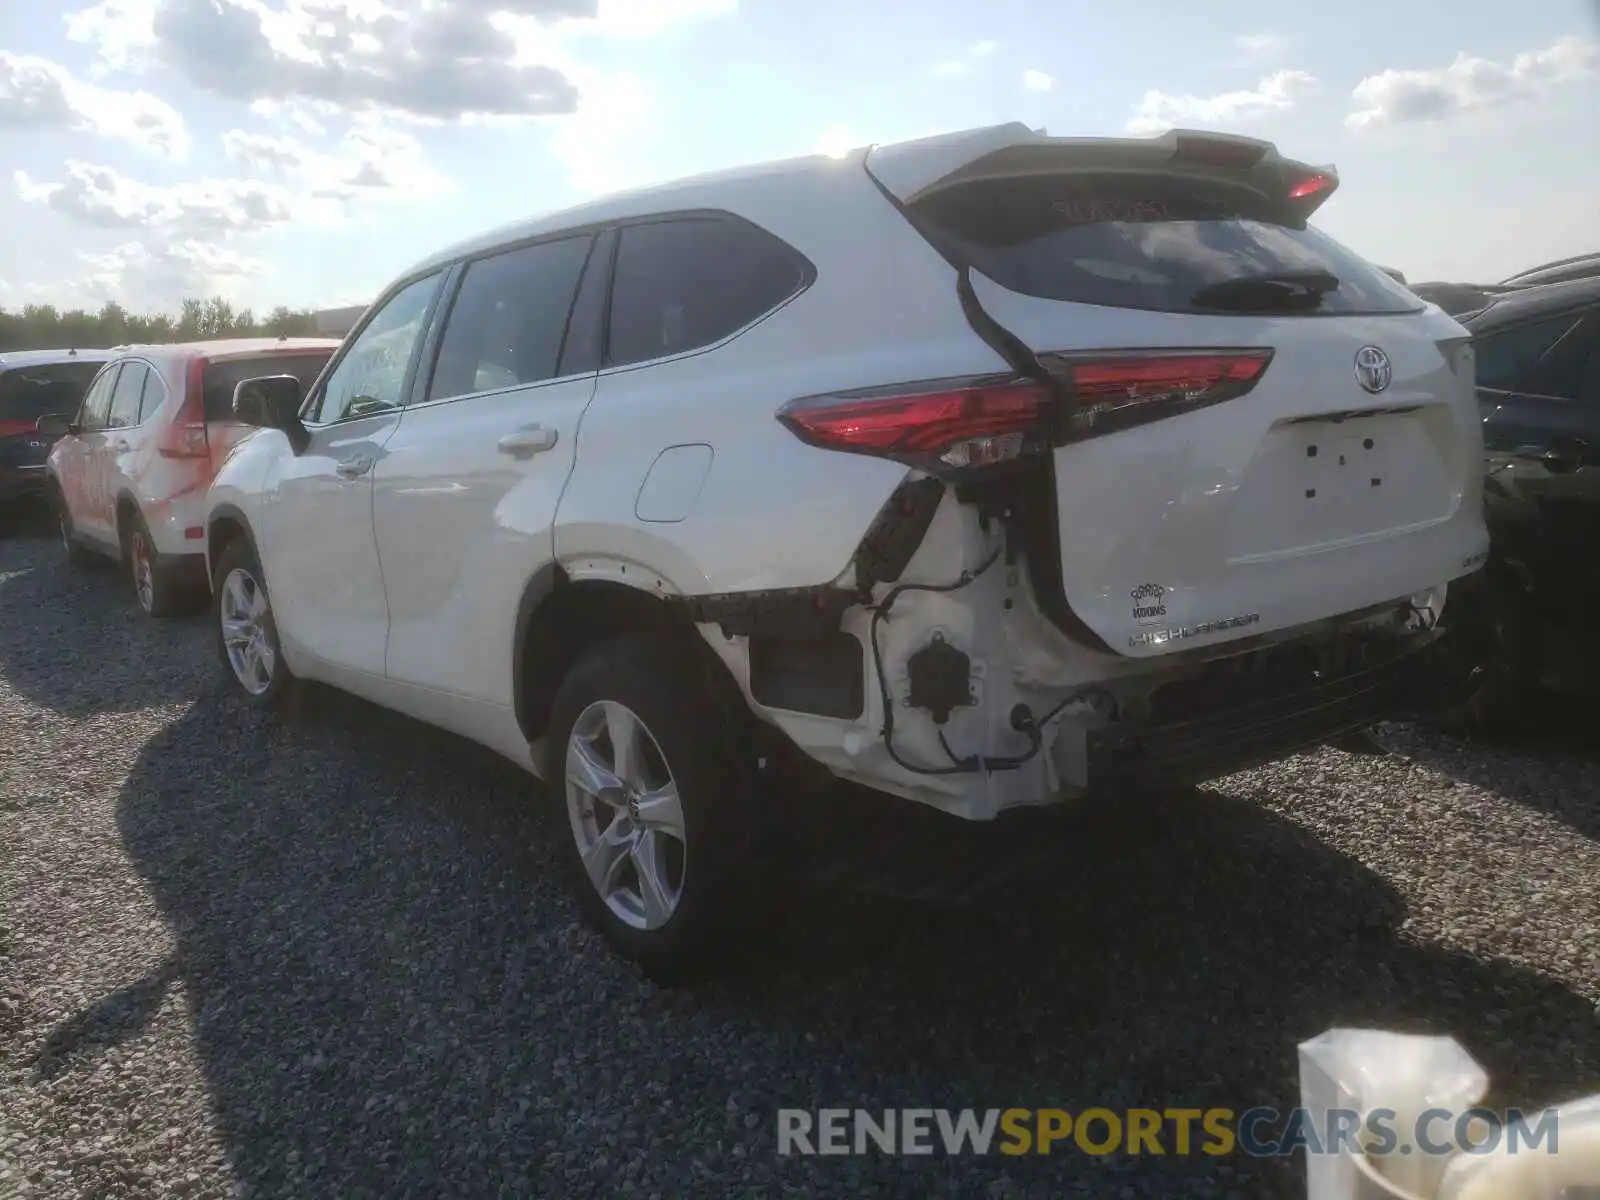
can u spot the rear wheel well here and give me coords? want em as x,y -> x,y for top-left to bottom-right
517,578 -> 737,748
207,515 -> 249,576
114,494 -> 140,550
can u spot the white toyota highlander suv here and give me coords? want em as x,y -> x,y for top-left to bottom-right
205,124 -> 1488,976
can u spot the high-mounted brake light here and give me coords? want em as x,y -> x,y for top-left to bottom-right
776,379 -> 1051,473
1288,172 -> 1335,201
159,356 -> 210,458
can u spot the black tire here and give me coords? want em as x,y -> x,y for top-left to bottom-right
545,634 -> 758,983
51,483 -> 96,567
123,510 -> 197,618
1426,569 -> 1535,736
211,536 -> 297,709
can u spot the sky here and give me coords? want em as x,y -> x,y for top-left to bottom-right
0,0 -> 1596,317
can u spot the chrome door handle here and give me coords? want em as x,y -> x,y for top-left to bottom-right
335,455 -> 373,479
111,440 -> 130,452
496,424 -> 558,457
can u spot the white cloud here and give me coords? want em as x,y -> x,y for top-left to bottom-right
16,161 -> 301,235
221,119 -> 452,204
1022,69 -> 1053,92
933,60 -> 971,79
1124,69 -> 1319,135
969,39 -> 997,56
64,240 -> 267,311
1232,32 -> 1288,62
0,51 -> 189,158
63,0 -> 735,126
1347,36 -> 1598,129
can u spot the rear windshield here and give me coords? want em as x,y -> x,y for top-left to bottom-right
0,361 -> 104,420
915,175 -> 1423,316
203,352 -> 334,420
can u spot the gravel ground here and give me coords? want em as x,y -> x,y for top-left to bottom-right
1,522 -> 1597,1199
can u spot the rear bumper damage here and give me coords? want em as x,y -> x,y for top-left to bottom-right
685,472 -> 1468,821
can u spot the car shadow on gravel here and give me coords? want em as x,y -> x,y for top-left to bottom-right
1385,707 -> 1600,842
0,533 -> 211,717
82,687 -> 1600,1199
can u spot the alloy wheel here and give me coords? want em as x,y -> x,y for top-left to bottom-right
219,567 -> 275,695
564,700 -> 687,931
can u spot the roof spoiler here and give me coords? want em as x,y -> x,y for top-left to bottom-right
864,123 -> 1340,217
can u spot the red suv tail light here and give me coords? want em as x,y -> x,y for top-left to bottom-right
776,351 -> 1272,469
777,378 -> 1051,473
159,356 -> 210,459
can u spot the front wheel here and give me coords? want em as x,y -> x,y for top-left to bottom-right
546,634 -> 758,982
212,538 -> 297,708
52,484 -> 95,567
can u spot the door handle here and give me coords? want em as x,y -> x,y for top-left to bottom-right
335,454 -> 374,479
497,424 -> 558,457
111,440 -> 130,453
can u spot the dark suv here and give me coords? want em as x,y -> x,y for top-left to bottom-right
0,349 -> 114,506
1439,274 -> 1600,726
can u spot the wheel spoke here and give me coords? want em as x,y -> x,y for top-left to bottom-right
567,734 -> 625,806
634,782 -> 685,842
221,617 -> 252,647
631,831 -> 675,928
225,572 -> 250,617
246,579 -> 267,618
581,823 -> 631,894
603,701 -> 644,790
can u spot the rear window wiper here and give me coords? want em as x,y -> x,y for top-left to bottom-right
1190,270 -> 1340,312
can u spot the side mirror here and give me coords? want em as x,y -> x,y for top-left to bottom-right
35,414 -> 72,438
233,375 -> 310,454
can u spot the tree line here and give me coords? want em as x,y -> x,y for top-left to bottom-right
0,297 -> 325,353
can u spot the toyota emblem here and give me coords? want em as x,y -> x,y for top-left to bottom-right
1354,346 -> 1392,394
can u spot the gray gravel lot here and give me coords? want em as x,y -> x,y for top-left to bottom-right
0,523 -> 1596,1199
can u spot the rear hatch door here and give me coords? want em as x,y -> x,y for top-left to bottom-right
868,127 -> 1482,656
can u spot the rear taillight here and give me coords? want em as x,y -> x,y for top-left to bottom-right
1054,351 -> 1273,442
776,379 -> 1052,473
778,353 -> 1272,467
159,357 -> 210,458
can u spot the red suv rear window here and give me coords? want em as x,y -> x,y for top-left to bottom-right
202,352 -> 334,421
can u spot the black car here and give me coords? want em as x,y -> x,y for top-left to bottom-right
0,349 -> 114,506
1437,274 -> 1600,727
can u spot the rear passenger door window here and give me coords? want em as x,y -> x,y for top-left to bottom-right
605,216 -> 809,369
425,235 -> 595,403
78,366 -> 119,431
106,362 -> 148,428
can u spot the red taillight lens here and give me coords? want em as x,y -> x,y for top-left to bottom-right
159,356 -> 210,458
1057,351 -> 1272,442
777,380 -> 1051,472
778,353 -> 1273,466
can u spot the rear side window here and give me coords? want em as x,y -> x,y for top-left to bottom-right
78,366 -> 118,431
0,361 -> 103,421
426,235 -> 594,403
915,175 -> 1422,316
606,216 -> 809,368
1474,312 -> 1586,397
203,352 -> 335,421
106,363 -> 148,428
